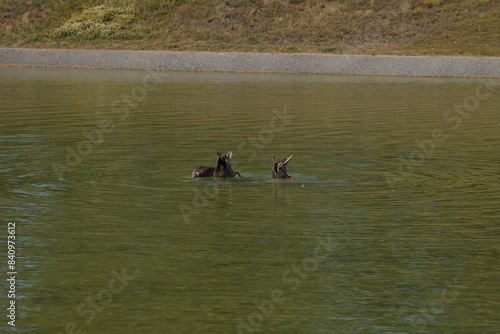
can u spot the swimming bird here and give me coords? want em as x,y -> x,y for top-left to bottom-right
192,151 -> 241,178
272,154 -> 294,179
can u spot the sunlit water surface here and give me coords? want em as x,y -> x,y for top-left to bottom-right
1,67 -> 499,333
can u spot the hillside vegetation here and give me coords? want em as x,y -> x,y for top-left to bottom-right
1,0 -> 499,55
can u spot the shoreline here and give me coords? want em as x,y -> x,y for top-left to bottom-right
1,48 -> 500,78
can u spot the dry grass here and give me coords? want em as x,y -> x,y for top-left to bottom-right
1,0 -> 499,56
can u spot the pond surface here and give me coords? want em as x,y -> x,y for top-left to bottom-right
1,67 -> 499,333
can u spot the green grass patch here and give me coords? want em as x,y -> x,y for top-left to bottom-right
319,47 -> 337,53
47,5 -> 139,41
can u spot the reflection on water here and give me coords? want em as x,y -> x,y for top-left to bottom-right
1,67 -> 499,333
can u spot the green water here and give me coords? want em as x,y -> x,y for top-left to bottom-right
1,67 -> 499,333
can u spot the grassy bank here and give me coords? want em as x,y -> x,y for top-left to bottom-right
1,0 -> 499,56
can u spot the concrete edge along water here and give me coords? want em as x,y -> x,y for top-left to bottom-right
1,48 -> 500,78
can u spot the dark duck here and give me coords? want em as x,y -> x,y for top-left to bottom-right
192,151 -> 241,178
272,154 -> 294,179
